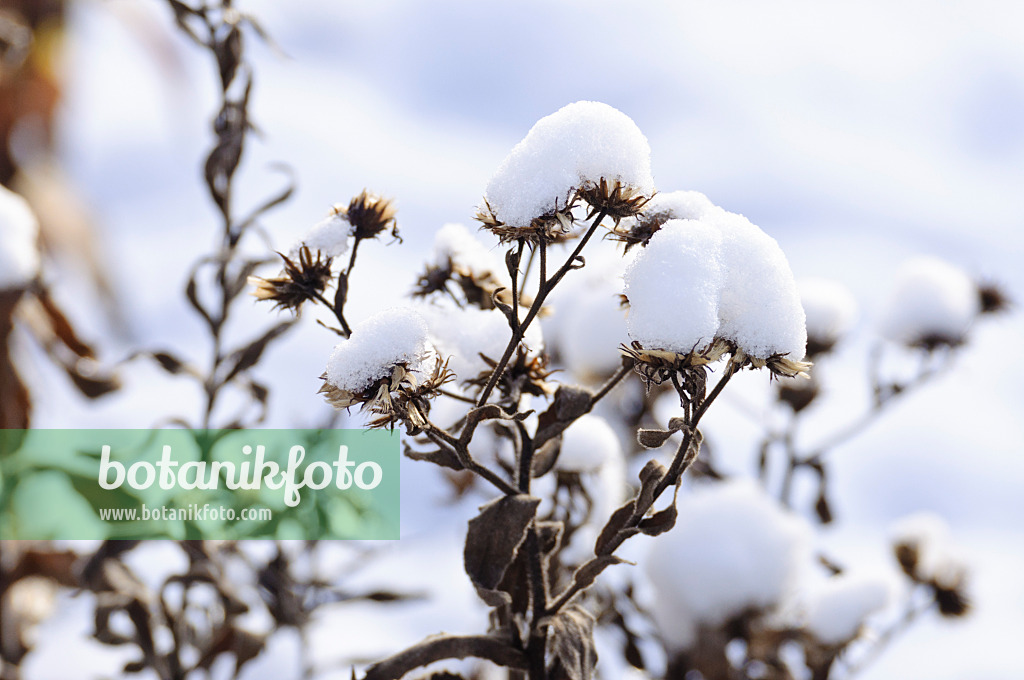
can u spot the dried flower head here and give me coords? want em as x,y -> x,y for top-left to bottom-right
577,178 -> 650,222
621,339 -> 731,386
342,189 -> 399,242
475,198 -> 577,245
466,345 -> 555,400
731,348 -> 813,381
249,247 -> 333,312
978,281 -> 1011,315
321,356 -> 453,431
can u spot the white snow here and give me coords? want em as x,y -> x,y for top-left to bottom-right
0,185 -> 41,290
623,206 -> 807,361
483,101 -> 655,227
879,256 -> 979,346
711,209 -> 807,360
432,222 -> 509,286
293,210 -> 351,258
325,307 -> 434,392
546,251 -> 631,382
557,413 -> 622,473
624,218 -> 724,355
644,480 -> 812,651
799,277 -> 859,348
641,189 -> 717,223
420,299 -> 542,383
803,572 -> 893,645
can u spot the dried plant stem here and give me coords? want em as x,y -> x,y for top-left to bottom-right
545,362 -> 737,616
472,209 -> 609,412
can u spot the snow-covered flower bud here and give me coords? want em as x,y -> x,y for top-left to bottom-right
879,256 -> 979,350
890,512 -> 971,618
479,101 -> 655,243
622,205 -> 810,381
320,308 -> 451,429
799,277 -> 858,358
644,480 -> 812,652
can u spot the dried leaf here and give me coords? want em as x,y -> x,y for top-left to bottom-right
548,606 -> 598,680
531,435 -> 561,478
535,385 -> 593,447
636,428 -> 674,449
635,459 -> 668,516
464,494 -> 539,592
594,502 -> 635,556
638,504 -> 677,537
221,321 -> 292,384
572,556 -> 626,592
405,446 -> 464,472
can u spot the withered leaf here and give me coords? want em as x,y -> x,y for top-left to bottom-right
405,446 -> 464,472
535,385 -> 593,447
594,502 -> 635,556
221,321 -> 292,384
37,290 -> 95,358
571,555 -> 626,593
636,428 -> 674,449
464,494 -> 540,593
638,504 -> 677,537
635,459 -> 668,516
531,435 -> 561,478
548,606 -> 598,680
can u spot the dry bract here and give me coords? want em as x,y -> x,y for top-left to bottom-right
249,246 -> 332,312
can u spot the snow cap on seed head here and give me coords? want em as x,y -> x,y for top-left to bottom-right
482,101 -> 655,232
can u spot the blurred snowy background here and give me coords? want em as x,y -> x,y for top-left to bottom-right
13,0 -> 1024,678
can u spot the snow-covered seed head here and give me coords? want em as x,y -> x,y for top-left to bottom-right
799,277 -> 858,358
621,209 -> 810,381
249,246 -> 333,312
610,190 -> 716,252
480,101 -> 655,241
412,223 -> 526,310
879,256 -> 980,351
0,185 -> 41,291
890,513 -> 971,618
320,308 -> 450,429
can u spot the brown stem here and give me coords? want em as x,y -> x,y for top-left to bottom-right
545,362 -> 736,615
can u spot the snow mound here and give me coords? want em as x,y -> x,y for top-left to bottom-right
880,256 -> 979,347
325,308 -> 434,392
294,211 -> 350,258
624,206 -> 807,361
644,480 -> 812,652
804,572 -> 892,645
799,277 -> 858,349
484,101 -> 655,227
557,414 -> 622,473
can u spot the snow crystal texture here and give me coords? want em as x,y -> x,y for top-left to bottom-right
484,101 -> 655,227
325,308 -> 433,392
